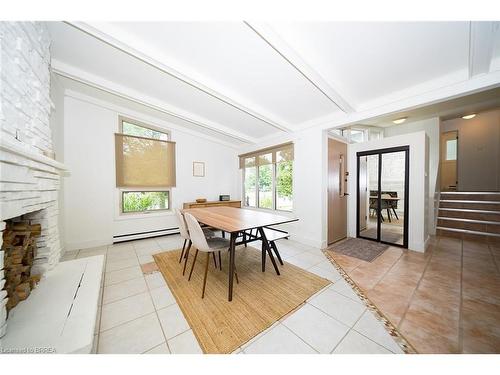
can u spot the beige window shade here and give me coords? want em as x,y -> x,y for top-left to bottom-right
115,133 -> 176,188
239,142 -> 294,169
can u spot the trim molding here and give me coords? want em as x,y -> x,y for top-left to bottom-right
303,69 -> 500,132
66,21 -> 294,134
245,21 -> 355,113
63,88 -> 243,150
52,59 -> 257,145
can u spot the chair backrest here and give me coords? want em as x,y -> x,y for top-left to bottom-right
184,213 -> 210,252
175,209 -> 190,240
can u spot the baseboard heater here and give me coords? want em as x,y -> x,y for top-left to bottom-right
113,227 -> 180,243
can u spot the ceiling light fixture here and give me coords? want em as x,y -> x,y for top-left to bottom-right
392,117 -> 407,124
462,114 -> 476,120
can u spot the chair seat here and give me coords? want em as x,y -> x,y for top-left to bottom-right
263,228 -> 289,242
206,236 -> 231,250
202,228 -> 215,237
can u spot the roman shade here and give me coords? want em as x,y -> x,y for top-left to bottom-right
238,142 -> 294,169
115,133 -> 176,188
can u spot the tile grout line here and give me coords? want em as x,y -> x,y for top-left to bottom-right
280,323 -> 320,354
395,242 -> 436,331
148,289 -> 175,354
368,251 -> 405,291
329,307 -> 369,354
322,248 -> 416,353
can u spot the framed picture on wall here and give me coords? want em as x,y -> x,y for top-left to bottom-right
193,161 -> 205,177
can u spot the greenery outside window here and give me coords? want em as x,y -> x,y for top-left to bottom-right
118,117 -> 172,214
122,191 -> 170,213
240,143 -> 294,212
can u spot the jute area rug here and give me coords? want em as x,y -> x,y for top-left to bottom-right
153,246 -> 330,354
328,237 -> 389,262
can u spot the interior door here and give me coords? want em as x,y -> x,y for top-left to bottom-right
328,138 -> 348,244
358,156 -> 368,231
440,130 -> 458,191
357,146 -> 409,248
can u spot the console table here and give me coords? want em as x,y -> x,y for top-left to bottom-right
183,200 -> 241,209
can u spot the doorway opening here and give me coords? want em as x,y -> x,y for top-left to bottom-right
357,146 -> 409,248
440,130 -> 458,191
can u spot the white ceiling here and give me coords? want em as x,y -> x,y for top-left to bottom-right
47,21 -> 500,144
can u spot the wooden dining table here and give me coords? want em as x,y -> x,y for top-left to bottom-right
182,206 -> 299,301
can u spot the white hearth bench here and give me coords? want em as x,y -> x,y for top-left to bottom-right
0,255 -> 104,354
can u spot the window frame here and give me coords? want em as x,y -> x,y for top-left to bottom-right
241,146 -> 293,213
117,116 -> 173,216
120,189 -> 171,215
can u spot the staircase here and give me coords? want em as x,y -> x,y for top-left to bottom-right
436,192 -> 500,242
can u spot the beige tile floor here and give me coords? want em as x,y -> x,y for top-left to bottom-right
61,235 -> 403,354
329,236 -> 500,353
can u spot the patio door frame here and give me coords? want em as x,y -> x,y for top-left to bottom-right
356,145 -> 410,248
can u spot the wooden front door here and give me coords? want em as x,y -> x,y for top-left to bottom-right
441,130 -> 458,191
328,138 -> 348,244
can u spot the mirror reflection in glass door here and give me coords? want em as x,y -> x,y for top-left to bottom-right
357,146 -> 409,248
380,151 -> 406,246
358,154 -> 379,240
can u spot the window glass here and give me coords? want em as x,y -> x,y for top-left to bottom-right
122,120 -> 169,140
276,160 -> 293,211
122,191 -> 169,213
446,139 -> 457,161
241,146 -> 293,211
258,163 -> 273,209
350,130 -> 364,143
244,158 -> 257,207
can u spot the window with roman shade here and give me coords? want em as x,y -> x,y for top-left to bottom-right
115,116 -> 176,214
239,142 -> 294,211
115,133 -> 176,188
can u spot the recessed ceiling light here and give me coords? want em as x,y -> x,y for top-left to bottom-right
392,117 -> 407,124
462,114 -> 476,120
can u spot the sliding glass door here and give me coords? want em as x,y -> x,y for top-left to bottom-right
357,146 -> 409,248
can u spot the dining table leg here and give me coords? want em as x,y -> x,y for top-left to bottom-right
258,227 -> 280,276
228,232 -> 237,301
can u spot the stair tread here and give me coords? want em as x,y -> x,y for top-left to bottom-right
438,208 -> 500,214
441,191 -> 500,195
439,200 -> 500,204
438,217 -> 500,225
436,227 -> 500,237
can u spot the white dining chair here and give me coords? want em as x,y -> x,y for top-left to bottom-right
184,213 -> 238,298
175,209 -> 216,275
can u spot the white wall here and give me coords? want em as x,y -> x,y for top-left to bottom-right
236,127 -> 329,249
347,131 -> 429,252
384,117 -> 440,234
441,109 -> 500,191
61,92 -> 239,251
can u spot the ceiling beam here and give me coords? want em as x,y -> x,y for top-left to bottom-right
304,69 -> 500,131
244,21 -> 356,113
468,21 -> 498,78
51,59 -> 258,144
65,21 -> 294,133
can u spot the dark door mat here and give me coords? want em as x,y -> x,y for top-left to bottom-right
328,237 -> 389,262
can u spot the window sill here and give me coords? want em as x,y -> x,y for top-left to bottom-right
114,210 -> 174,221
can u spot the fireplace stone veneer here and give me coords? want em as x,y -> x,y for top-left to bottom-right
1,22 -> 66,337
